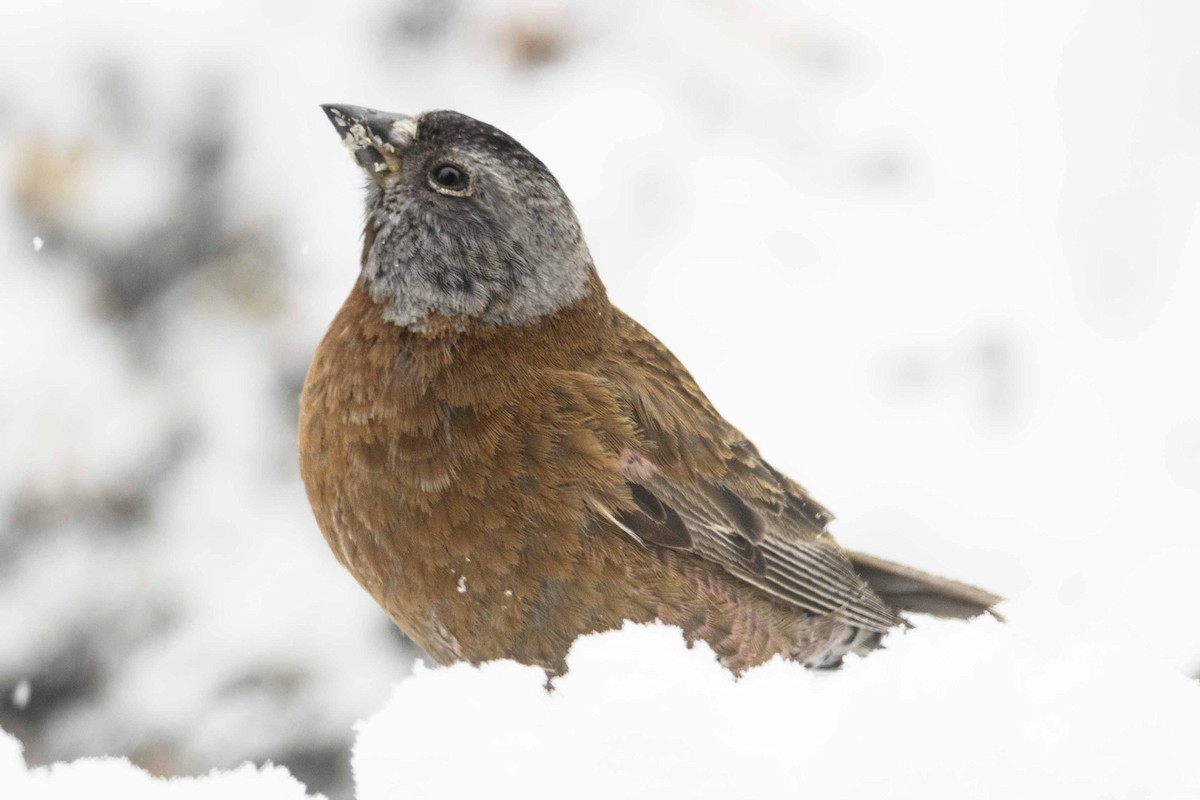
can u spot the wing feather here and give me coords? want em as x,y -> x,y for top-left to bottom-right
572,311 -> 904,632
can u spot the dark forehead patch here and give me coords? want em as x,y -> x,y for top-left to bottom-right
416,110 -> 553,177
417,110 -> 522,149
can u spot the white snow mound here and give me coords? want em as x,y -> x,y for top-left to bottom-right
354,617 -> 1200,800
5,616 -> 1199,798
0,729 -> 318,800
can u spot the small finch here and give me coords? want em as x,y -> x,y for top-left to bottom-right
299,105 -> 1000,674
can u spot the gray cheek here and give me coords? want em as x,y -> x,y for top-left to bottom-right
362,184 -> 594,329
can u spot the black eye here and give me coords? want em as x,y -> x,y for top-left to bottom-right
430,163 -> 469,193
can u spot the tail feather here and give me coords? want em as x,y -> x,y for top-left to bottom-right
847,550 -> 1003,621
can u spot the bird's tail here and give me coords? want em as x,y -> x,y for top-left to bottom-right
847,550 -> 1003,621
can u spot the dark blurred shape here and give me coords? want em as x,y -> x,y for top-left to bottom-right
11,67 -> 285,339
94,103 -> 231,319
5,427 -> 191,539
497,14 -> 570,69
0,640 -> 105,765
381,1 -> 570,71
11,140 -> 85,236
383,0 -> 459,45
8,484 -> 151,533
275,746 -> 352,800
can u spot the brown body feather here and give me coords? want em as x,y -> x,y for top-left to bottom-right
299,275 -> 914,673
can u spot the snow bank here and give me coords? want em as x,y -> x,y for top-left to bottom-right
7,614 -> 1200,799
0,727 -> 316,800
355,619 -> 1200,800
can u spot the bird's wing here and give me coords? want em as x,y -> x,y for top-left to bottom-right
577,311 -> 901,633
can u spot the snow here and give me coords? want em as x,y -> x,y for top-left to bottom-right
353,620 -> 1200,800
0,728 -> 317,800
1,0 -> 1199,797
6,619 -> 1200,798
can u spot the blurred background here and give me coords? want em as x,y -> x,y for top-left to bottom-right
1,0 -> 1198,797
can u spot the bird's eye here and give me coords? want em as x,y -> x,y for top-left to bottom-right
429,163 -> 471,195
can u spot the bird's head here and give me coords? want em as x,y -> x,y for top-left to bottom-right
321,104 -> 594,329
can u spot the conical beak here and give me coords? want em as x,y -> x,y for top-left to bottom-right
320,104 -> 416,176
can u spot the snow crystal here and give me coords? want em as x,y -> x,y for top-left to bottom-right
354,619 -> 1200,800
11,681 -> 30,711
456,576 -> 467,594
31,236 -> 43,251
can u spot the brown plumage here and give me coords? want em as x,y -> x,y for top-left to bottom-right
299,105 -> 1000,675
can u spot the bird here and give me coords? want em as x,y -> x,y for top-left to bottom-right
299,104 -> 1001,675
